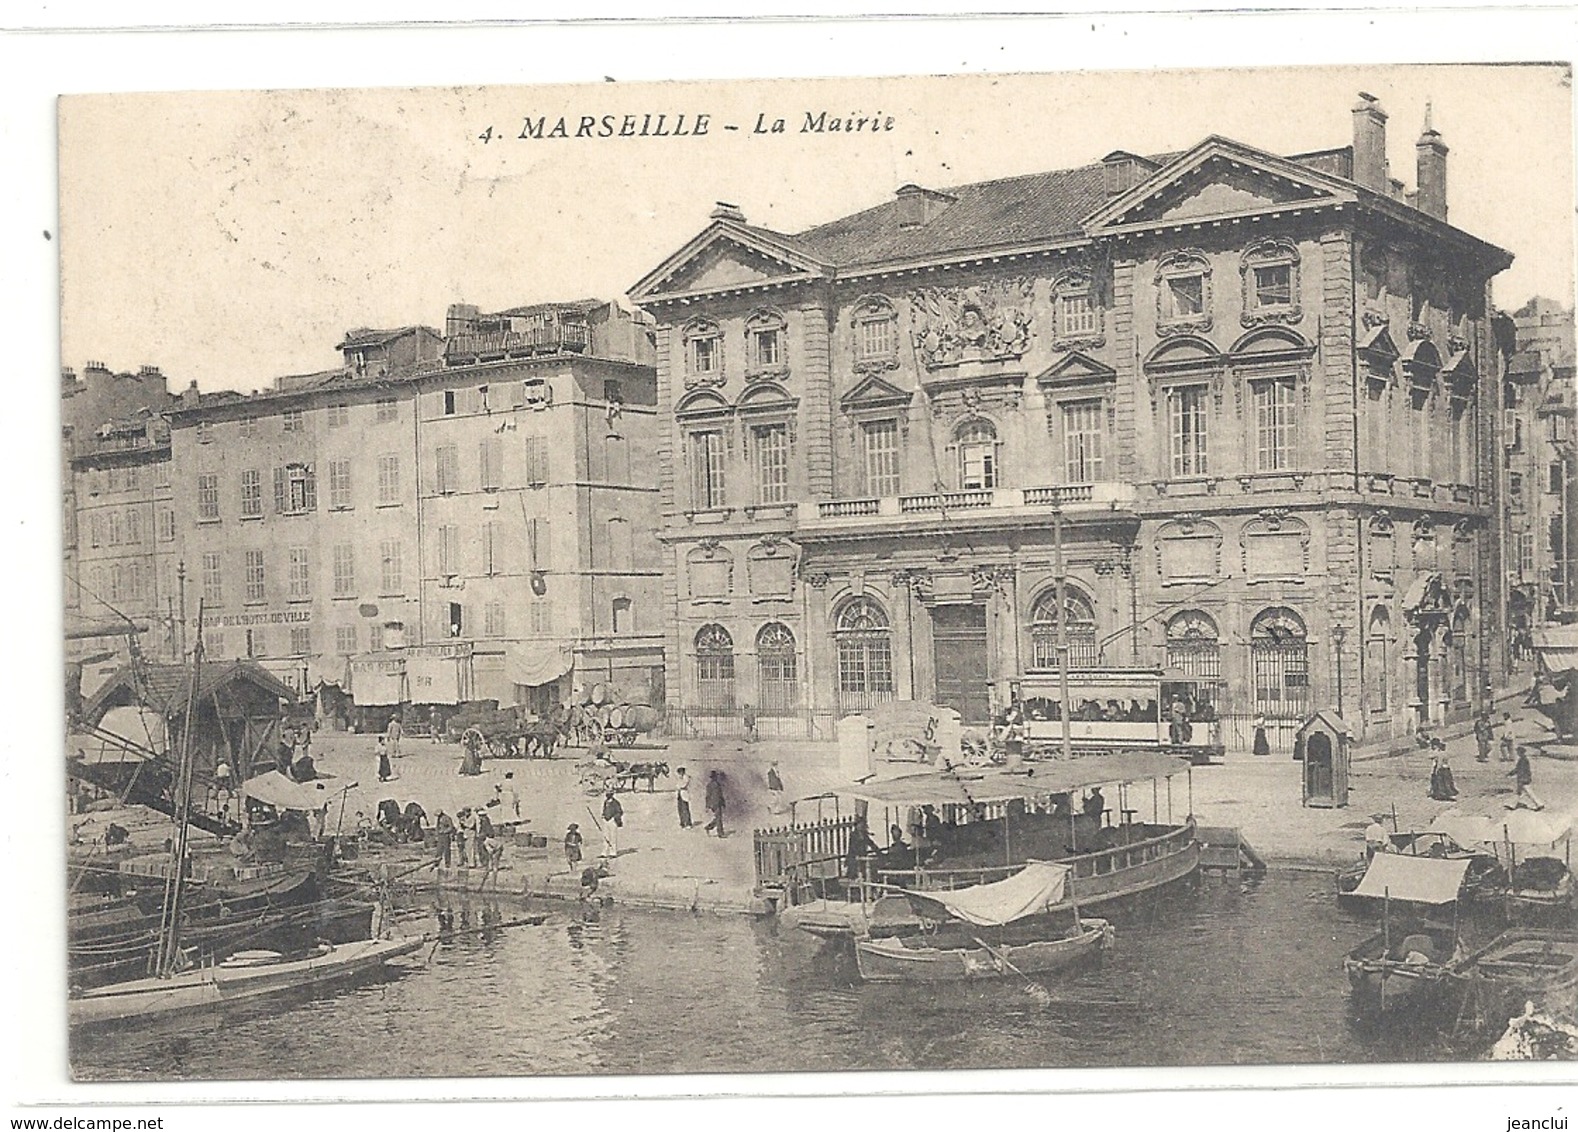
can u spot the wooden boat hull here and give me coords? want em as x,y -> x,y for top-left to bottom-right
855,919 -> 1112,983
1451,929 -> 1578,1035
1344,927 -> 1463,1020
69,936 -> 426,1026
785,823 -> 1199,940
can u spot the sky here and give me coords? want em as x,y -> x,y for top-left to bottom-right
58,63 -> 1573,393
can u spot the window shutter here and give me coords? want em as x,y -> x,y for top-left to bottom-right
303,465 -> 317,511
273,466 -> 286,513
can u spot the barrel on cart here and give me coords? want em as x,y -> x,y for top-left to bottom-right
602,703 -> 660,747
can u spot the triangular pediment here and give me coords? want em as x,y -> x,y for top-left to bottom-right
630,222 -> 828,302
840,373 -> 912,410
1357,322 -> 1400,363
1084,137 -> 1356,234
1034,350 -> 1117,388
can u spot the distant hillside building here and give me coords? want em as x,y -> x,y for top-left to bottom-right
633,93 -> 1513,748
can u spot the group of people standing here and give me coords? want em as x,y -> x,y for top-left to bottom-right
433,805 -> 506,884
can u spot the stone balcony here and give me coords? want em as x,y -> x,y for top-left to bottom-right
804,482 -> 1139,534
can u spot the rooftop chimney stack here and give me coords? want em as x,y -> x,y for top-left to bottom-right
1351,92 -> 1389,193
710,201 -> 746,223
1415,103 -> 1449,222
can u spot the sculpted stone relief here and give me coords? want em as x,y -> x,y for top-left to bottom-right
906,278 -> 1035,369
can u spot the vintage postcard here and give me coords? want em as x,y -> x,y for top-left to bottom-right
51,54 -> 1578,1093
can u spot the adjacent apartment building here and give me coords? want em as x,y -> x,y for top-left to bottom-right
1503,297 -> 1577,637
632,94 -> 1513,747
63,362 -> 183,677
159,303 -> 658,723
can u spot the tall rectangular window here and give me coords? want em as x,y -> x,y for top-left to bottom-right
1164,274 -> 1205,319
238,417 -> 257,438
379,540 -> 403,593
275,464 -> 316,513
377,454 -> 401,504
124,509 -> 143,545
1058,291 -> 1097,338
198,473 -> 220,520
484,602 -> 507,639
335,625 -> 358,656
859,316 -> 895,360
244,549 -> 266,602
752,422 -> 790,504
288,547 -> 311,599
1168,385 -> 1210,477
751,326 -> 782,369
861,420 -> 901,497
375,398 -> 398,423
524,435 -> 550,487
240,469 -> 262,517
1253,377 -> 1297,471
1519,531 -> 1536,577
201,552 -> 223,604
479,437 -> 502,491
248,627 -> 268,659
326,403 -> 349,428
437,524 -> 460,575
435,445 -> 459,494
328,459 -> 352,508
530,599 -> 552,636
369,623 -> 384,653
157,508 -> 176,543
689,430 -> 726,509
1251,264 -> 1292,308
282,409 -> 304,433
290,626 -> 312,656
333,544 -> 356,595
1062,400 -> 1105,482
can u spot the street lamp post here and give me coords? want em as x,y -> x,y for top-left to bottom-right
1332,623 -> 1347,718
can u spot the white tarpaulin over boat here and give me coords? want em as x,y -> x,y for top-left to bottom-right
1432,807 -> 1574,848
844,752 -> 1189,807
243,771 -> 333,812
1352,853 -> 1469,906
906,861 -> 1072,926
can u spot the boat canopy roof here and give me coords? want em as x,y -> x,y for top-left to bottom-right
905,861 -> 1072,927
1352,853 -> 1470,905
843,752 -> 1189,807
1431,807 -> 1574,848
243,770 -> 334,812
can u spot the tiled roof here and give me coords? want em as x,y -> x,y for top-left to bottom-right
85,659 -> 298,722
495,299 -> 604,318
336,326 -> 438,350
787,162 -> 1111,268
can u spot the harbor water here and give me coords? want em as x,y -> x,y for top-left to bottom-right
70,870 -> 1493,1079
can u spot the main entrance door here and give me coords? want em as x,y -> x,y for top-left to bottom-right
932,603 -> 990,723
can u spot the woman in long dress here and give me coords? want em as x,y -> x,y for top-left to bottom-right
1252,713 -> 1271,757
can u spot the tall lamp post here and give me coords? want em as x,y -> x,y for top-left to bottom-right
1332,623 -> 1347,718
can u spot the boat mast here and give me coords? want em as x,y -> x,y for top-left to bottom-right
154,602 -> 204,977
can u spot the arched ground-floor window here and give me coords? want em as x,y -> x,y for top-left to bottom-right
1029,587 -> 1098,669
835,597 -> 894,715
1250,606 -> 1310,723
695,624 -> 736,712
756,622 -> 799,715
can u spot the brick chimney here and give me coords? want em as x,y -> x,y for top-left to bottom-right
710,201 -> 746,223
1415,103 -> 1449,221
895,184 -> 957,228
1351,92 -> 1389,193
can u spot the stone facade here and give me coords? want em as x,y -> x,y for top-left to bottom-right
634,97 -> 1513,746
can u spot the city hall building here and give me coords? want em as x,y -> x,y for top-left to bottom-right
632,95 -> 1513,747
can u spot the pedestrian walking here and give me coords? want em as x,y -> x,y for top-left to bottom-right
766,761 -> 785,815
564,822 -> 584,869
675,767 -> 694,829
1474,712 -> 1493,763
1499,714 -> 1517,762
1252,713 -> 1271,758
386,714 -> 403,759
1510,747 -> 1545,810
457,808 -> 477,867
704,769 -> 727,837
430,705 -> 443,743
742,703 -> 759,744
435,810 -> 454,867
377,737 -> 393,783
502,771 -> 521,819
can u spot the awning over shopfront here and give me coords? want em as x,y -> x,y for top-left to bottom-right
506,641 -> 574,688
408,652 -> 466,705
349,653 -> 406,706
1533,625 -> 1578,675
306,656 -> 349,690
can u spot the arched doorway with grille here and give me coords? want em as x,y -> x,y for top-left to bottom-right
755,622 -> 799,717
1250,606 -> 1309,752
1165,609 -> 1225,711
1028,587 -> 1099,670
694,624 -> 736,714
834,597 -> 895,716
